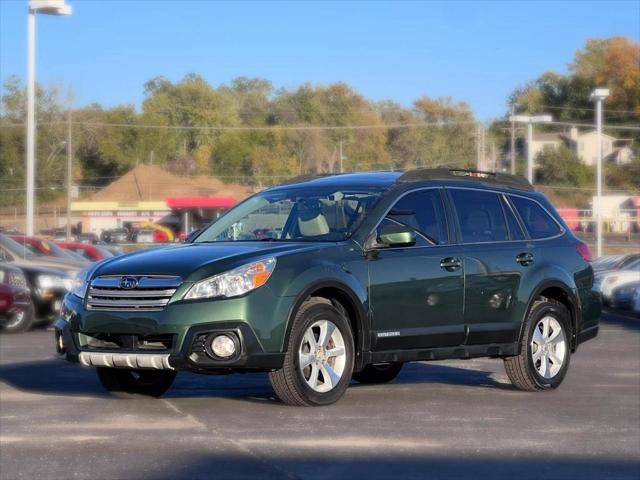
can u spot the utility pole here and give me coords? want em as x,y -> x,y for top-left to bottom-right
591,88 -> 609,259
339,140 -> 344,173
510,104 -> 516,175
66,109 -> 72,240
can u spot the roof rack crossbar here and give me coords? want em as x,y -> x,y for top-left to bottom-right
397,168 -> 534,191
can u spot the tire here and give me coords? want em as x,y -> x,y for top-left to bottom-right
96,368 -> 176,397
1,302 -> 35,334
353,363 -> 403,384
504,298 -> 572,391
269,298 -> 355,406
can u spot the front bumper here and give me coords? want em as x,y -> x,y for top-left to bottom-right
54,318 -> 285,373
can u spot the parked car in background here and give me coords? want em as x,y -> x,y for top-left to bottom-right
0,234 -> 82,274
0,262 -> 35,333
56,242 -> 114,262
131,228 -> 154,243
55,169 -> 600,405
77,233 -> 100,244
592,254 -> 640,273
18,263 -> 73,322
9,235 -> 88,269
611,281 -> 640,311
101,228 -> 129,244
633,289 -> 640,314
594,258 -> 640,305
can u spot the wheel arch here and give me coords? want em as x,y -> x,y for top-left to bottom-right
282,279 -> 369,371
519,279 -> 581,352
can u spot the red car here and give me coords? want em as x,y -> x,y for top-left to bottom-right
56,242 -> 114,262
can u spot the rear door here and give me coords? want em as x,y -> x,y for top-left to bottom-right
447,188 -> 531,345
368,188 -> 466,350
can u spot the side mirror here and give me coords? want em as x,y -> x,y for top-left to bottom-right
185,228 -> 201,243
377,224 -> 416,248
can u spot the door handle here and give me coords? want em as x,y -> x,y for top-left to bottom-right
440,257 -> 462,271
516,252 -> 534,266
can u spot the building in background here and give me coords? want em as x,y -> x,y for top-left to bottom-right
70,165 -> 255,237
528,127 -> 635,166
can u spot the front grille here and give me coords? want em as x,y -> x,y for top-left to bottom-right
87,275 -> 182,311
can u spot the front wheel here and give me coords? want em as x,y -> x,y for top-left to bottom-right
504,299 -> 571,391
269,298 -> 354,406
96,368 -> 176,397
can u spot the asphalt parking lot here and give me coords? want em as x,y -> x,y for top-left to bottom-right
1,311 -> 638,480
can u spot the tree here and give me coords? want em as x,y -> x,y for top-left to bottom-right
535,144 -> 594,187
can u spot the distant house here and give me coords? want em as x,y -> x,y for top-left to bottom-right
528,127 -> 634,166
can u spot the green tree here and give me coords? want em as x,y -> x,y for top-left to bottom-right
535,144 -> 594,187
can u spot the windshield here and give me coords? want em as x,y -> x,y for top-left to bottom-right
194,186 -> 384,243
0,234 -> 35,258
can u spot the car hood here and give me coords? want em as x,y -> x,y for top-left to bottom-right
93,242 -> 336,280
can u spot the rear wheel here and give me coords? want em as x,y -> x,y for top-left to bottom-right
353,363 -> 403,384
504,299 -> 571,391
269,298 -> 354,406
96,368 -> 176,397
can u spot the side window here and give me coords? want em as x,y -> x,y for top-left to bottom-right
501,197 -> 526,240
510,196 -> 561,239
387,189 -> 448,245
450,189 -> 508,243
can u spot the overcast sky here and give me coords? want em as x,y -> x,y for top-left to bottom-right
1,0 -> 638,120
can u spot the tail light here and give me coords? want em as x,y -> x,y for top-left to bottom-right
576,242 -> 592,262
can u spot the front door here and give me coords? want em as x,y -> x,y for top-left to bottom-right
368,189 -> 465,350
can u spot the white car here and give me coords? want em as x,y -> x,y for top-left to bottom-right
594,258 -> 640,304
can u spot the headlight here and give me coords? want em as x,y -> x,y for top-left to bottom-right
37,274 -> 71,291
185,257 -> 276,300
70,267 -> 91,298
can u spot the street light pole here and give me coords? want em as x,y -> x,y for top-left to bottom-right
591,88 -> 610,259
66,110 -> 72,241
526,122 -> 534,183
509,114 -> 552,184
26,11 -> 36,236
24,0 -> 72,236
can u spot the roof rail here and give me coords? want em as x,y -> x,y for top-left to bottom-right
397,168 -> 534,191
279,173 -> 334,185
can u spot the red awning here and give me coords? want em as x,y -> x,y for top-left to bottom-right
166,197 -> 236,209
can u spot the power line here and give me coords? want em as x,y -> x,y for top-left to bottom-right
538,105 -> 640,115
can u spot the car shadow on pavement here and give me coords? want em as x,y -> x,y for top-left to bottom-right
153,453 -> 640,480
0,357 -> 511,401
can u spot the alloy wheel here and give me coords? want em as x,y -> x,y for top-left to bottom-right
298,319 -> 347,393
531,315 -> 566,379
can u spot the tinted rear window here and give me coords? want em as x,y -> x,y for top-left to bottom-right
450,189 -> 508,243
510,196 -> 561,239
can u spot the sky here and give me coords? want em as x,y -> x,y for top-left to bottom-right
0,0 -> 638,121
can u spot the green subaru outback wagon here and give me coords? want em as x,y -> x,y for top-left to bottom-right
55,169 -> 601,405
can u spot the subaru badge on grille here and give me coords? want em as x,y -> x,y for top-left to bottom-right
119,276 -> 138,289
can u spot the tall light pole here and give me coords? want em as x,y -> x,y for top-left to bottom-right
591,88 -> 610,259
25,0 -> 72,236
509,114 -> 552,183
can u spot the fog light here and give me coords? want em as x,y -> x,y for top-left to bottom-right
210,334 -> 236,358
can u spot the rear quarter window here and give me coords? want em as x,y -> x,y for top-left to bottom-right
510,196 -> 561,239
